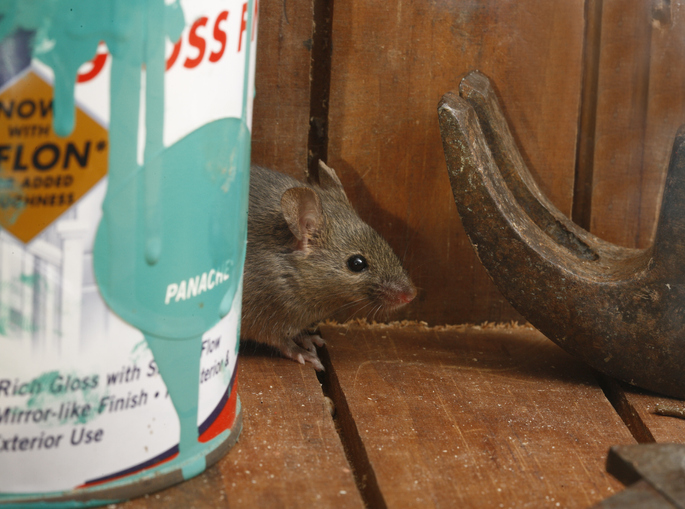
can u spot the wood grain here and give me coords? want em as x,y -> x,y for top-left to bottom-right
590,0 -> 652,248
251,0 -> 314,177
603,378 -> 685,444
249,0 -> 685,326
215,349 -> 363,508
320,322 -> 633,508
101,325 -> 685,508
590,0 -> 685,249
637,0 -> 685,249
326,0 -> 586,324
112,348 -> 363,509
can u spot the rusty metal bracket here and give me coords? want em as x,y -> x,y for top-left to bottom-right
438,70 -> 685,400
591,444 -> 685,508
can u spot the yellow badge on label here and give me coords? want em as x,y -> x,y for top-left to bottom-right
0,70 -> 108,243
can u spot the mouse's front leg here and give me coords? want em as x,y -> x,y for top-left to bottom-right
280,333 -> 325,371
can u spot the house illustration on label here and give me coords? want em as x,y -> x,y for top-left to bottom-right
0,180 -> 135,357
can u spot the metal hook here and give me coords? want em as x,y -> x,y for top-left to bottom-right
439,70 -> 685,399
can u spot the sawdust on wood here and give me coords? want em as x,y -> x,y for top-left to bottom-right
319,318 -> 533,332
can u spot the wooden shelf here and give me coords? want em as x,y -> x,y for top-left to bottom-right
114,323 -> 685,508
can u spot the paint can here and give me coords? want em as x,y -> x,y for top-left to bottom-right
0,0 -> 257,506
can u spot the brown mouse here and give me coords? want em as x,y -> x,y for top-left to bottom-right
241,161 -> 416,370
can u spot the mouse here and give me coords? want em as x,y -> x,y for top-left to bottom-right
241,160 -> 416,370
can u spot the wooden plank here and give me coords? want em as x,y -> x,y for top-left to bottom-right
113,349 -> 363,508
320,322 -> 633,508
326,0 -> 585,324
590,0 -> 651,248
251,0 -> 313,177
589,0 -> 685,249
216,348 -> 363,508
637,0 -> 685,248
603,378 -> 685,444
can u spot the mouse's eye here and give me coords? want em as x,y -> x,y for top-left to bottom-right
347,255 -> 368,272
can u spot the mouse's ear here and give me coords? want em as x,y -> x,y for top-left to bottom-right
281,187 -> 325,252
309,160 -> 348,199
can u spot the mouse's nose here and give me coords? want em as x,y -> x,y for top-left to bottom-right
398,285 -> 417,304
384,281 -> 416,308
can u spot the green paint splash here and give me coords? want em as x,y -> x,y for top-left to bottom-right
21,370 -> 105,426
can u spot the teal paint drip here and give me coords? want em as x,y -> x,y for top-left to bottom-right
0,0 -> 253,503
94,119 -> 249,466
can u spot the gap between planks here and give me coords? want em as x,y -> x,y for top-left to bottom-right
572,0 -> 603,229
596,374 -> 657,444
306,0 -> 335,176
315,315 -> 540,509
315,320 -> 685,508
596,373 -> 685,445
317,343 -> 387,509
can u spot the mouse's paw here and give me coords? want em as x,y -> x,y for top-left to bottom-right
295,333 -> 326,354
281,335 -> 325,371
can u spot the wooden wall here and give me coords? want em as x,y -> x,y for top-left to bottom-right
251,0 -> 685,325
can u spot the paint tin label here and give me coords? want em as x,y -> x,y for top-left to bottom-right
0,0 -> 256,501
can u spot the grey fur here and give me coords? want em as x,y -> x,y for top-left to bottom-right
241,162 -> 415,369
